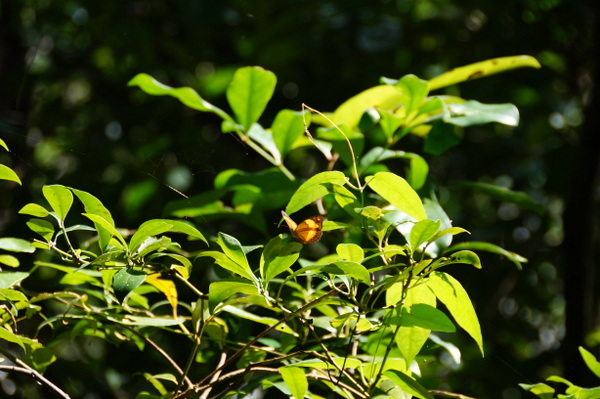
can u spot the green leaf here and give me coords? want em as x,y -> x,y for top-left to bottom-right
519,382 -> 555,399
128,73 -> 232,121
0,272 -> 29,289
0,255 -> 19,268
396,74 -> 429,118
280,366 -> 308,399
106,314 -> 186,327
316,124 -> 365,167
459,181 -> 545,214
336,243 -> 364,263
82,213 -> 127,248
226,66 -> 277,131
332,85 -> 403,128
427,271 -> 484,355
0,138 -> 7,151
0,326 -> 25,349
382,369 -> 434,399
390,304 -> 456,333
25,219 -> 55,242
19,203 -> 50,218
71,188 -> 116,250
272,109 -> 307,158
357,147 -> 429,190
222,305 -> 296,335
43,185 -> 73,224
366,172 -> 426,220
321,261 -> 370,284
130,221 -> 173,252
112,268 -> 147,303
0,237 -> 36,253
248,123 -> 281,164
286,171 -> 347,214
409,219 -> 441,252
428,55 -> 541,91
260,236 -> 301,282
446,241 -> 526,270
580,347 -> 600,379
424,121 -> 462,155
215,233 -> 256,281
200,251 -> 256,282
447,100 -> 519,127
208,279 -> 260,312
393,283 -> 436,364
0,164 -> 21,185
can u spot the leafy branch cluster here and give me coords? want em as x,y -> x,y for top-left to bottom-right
0,55 -> 571,399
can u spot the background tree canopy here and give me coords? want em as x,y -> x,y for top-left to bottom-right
1,1 -> 598,398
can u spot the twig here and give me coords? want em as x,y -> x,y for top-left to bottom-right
1,362 -> 71,399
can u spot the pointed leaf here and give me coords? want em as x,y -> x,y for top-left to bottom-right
410,219 -> 441,252
396,74 -> 429,117
226,66 -> 277,130
130,221 -> 173,252
112,268 -> 146,303
446,241 -> 526,270
580,347 -> 600,379
427,271 -> 484,355
0,164 -> 21,185
260,236 -> 301,282
272,109 -> 307,158
128,73 -> 231,121
367,172 -> 426,220
332,85 -> 403,128
19,203 -> 50,217
280,366 -> 308,399
0,237 -> 36,253
83,213 -> 127,248
382,370 -> 434,399
208,279 -> 259,312
428,55 -> 541,91
43,185 -> 73,224
286,171 -> 347,214
0,272 -> 29,289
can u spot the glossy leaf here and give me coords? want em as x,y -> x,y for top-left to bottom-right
580,347 -> 600,379
0,237 -> 36,253
208,279 -> 260,312
336,243 -> 364,263
260,236 -> 301,282
226,66 -> 277,130
222,305 -> 296,335
427,271 -> 484,355
0,272 -> 29,289
396,74 -> 429,118
43,185 -> 73,224
366,172 -> 427,220
409,219 -> 441,252
215,233 -> 255,279
0,164 -> 21,185
382,369 -> 434,399
248,123 -> 281,164
428,55 -> 541,91
0,326 -> 25,350
446,241 -> 526,270
112,268 -> 146,303
83,213 -> 127,248
447,100 -> 519,127
280,366 -> 308,399
130,221 -> 173,252
19,203 -> 50,217
285,171 -> 347,214
272,109 -> 307,158
390,303 -> 456,333
128,73 -> 232,121
332,85 -> 403,128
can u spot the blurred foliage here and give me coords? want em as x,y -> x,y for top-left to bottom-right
0,0 -> 595,398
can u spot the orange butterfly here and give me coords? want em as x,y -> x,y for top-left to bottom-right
281,211 -> 325,244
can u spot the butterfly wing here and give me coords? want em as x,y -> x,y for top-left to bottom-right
281,211 -> 298,230
293,216 -> 325,244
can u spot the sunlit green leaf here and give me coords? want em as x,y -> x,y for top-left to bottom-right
382,369 -> 434,399
446,241 -> 526,270
366,172 -> 426,220
396,74 -> 429,119
332,85 -> 403,128
208,279 -> 259,312
222,305 -> 296,335
0,272 -> 29,289
260,236 -> 301,282
272,109 -> 307,158
112,268 -> 146,303
19,203 -> 50,217
0,164 -> 21,185
0,237 -> 36,253
580,347 -> 600,379
248,123 -> 281,164
336,243 -> 364,263
128,73 -> 232,122
428,55 -> 541,91
43,185 -> 73,224
409,219 -> 441,252
280,366 -> 307,399
226,66 -> 277,130
286,171 -> 347,214
427,271 -> 484,355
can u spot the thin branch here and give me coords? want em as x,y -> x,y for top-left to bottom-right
429,390 -> 478,399
1,362 -> 71,399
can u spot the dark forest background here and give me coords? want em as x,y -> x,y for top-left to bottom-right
1,1 -> 599,398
